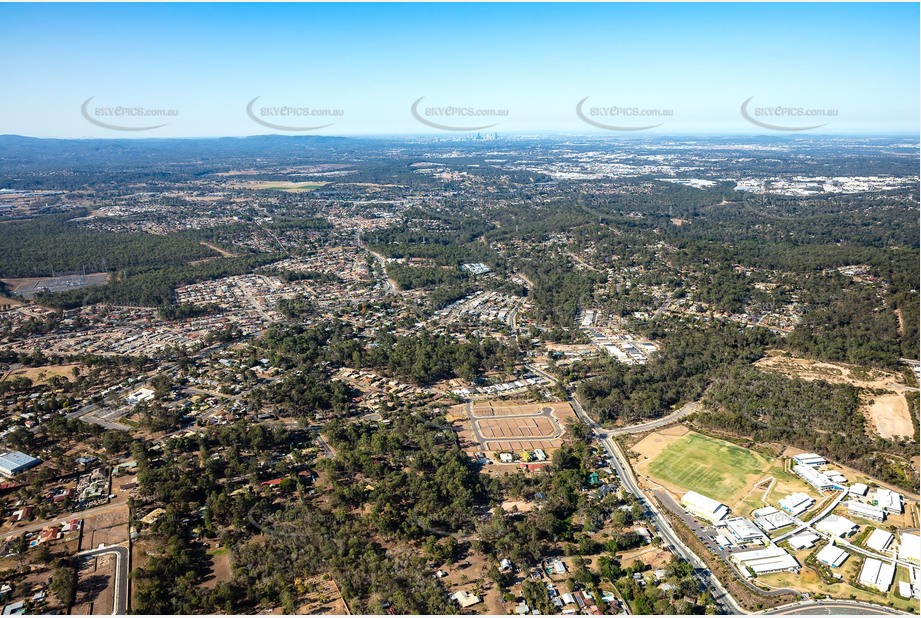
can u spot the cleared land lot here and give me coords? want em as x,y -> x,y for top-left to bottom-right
239,181 -> 327,193
452,400 -> 576,456
2,272 -> 110,299
755,351 -> 916,439
8,363 -> 80,383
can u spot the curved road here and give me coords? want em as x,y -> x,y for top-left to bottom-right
763,600 -> 911,615
77,544 -> 129,615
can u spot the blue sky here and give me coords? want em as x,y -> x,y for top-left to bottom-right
1,2 -> 918,137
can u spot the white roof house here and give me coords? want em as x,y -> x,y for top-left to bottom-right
816,544 -> 849,568
451,591 -> 482,608
681,490 -> 729,523
859,558 -> 895,592
899,533 -> 921,564
848,483 -> 869,497
865,529 -> 894,553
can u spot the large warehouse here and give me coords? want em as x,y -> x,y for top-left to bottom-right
0,450 -> 41,478
732,545 -> 800,576
681,490 -> 729,523
859,558 -> 895,592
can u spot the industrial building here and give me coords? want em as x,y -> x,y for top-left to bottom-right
754,508 -> 795,532
731,544 -> 800,576
899,532 -> 921,565
778,492 -> 814,516
0,450 -> 41,478
865,529 -> 894,553
875,489 -> 903,515
815,514 -> 858,538
846,500 -> 886,522
858,558 -> 895,592
793,453 -> 827,467
681,490 -> 730,523
788,532 -> 820,550
816,544 -> 849,568
723,517 -> 766,544
793,463 -> 843,491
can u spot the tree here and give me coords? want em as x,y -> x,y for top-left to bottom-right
50,566 -> 77,606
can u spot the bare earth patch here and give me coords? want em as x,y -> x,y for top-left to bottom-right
755,351 -> 917,440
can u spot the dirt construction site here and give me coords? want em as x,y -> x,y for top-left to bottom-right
450,400 -> 577,455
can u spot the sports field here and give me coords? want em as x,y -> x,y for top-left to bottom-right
639,431 -> 771,504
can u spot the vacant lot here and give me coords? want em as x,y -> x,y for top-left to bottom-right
635,429 -> 772,505
8,363 -> 80,384
2,272 -> 110,299
452,400 -> 575,457
240,181 -> 327,193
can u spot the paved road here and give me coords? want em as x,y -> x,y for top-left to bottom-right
609,401 -> 699,435
77,544 -> 129,615
763,600 -> 911,615
464,400 -> 563,445
3,500 -> 128,536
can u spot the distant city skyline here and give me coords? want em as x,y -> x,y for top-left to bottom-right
1,2 -> 918,138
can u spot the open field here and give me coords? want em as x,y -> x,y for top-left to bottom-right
240,180 -> 328,193
633,427 -> 773,505
755,351 -> 917,439
866,393 -> 914,439
7,363 -> 80,384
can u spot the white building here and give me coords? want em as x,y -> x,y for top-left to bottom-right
875,489 -> 903,514
126,387 -> 155,405
724,517 -> 766,544
788,532 -> 820,550
793,453 -> 827,467
779,492 -> 815,516
681,490 -> 729,523
846,500 -> 886,522
816,544 -> 849,568
755,509 -> 795,532
0,450 -> 42,478
732,544 -> 800,575
451,591 -> 482,608
865,529 -> 894,553
815,514 -> 858,538
899,533 -> 921,565
859,558 -> 895,592
848,483 -> 869,497
793,464 -> 842,491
